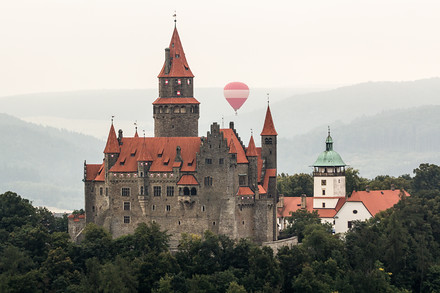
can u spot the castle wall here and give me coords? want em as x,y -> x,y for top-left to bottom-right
153,104 -> 199,137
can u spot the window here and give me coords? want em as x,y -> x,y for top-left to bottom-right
154,186 -> 161,197
204,176 -> 213,186
152,205 -> 156,211
124,216 -> 130,224
348,221 -> 353,229
92,206 -> 95,212
183,187 -> 190,195
165,79 -> 169,85
322,190 -> 326,196
205,158 -> 212,164
265,137 -> 272,145
187,79 -> 191,85
321,180 -> 326,186
219,158 -> 224,165
353,210 -> 358,214
122,188 -> 130,197
99,187 -> 103,195
177,79 -> 181,84
167,186 -> 174,196
106,188 -> 108,196
140,186 -> 144,195
124,202 -> 130,211
239,175 -> 246,186
202,205 -> 205,212
166,205 -> 171,211
191,188 -> 197,195
322,202 -> 326,208
213,221 -> 216,226
176,91 -> 181,96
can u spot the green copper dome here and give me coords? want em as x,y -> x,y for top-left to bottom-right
313,128 -> 346,167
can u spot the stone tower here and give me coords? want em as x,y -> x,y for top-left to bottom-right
153,25 -> 199,137
312,128 -> 346,204
261,105 -> 277,171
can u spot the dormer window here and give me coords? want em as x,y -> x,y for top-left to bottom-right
175,54 -> 180,58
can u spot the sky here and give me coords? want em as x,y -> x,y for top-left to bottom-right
0,0 -> 439,97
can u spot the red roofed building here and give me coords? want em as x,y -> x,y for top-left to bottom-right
73,23 -> 279,246
277,131 -> 410,233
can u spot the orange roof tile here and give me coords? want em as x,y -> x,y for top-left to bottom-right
137,139 -> 154,162
152,97 -> 200,105
263,168 -> 277,192
85,164 -> 102,181
278,197 -> 345,218
104,124 -> 120,154
258,185 -> 267,194
109,137 -> 200,173
260,105 -> 278,136
94,164 -> 105,181
348,190 -> 410,216
158,27 -> 194,78
246,135 -> 258,157
256,147 -> 263,182
177,174 -> 199,185
221,129 -> 248,164
237,187 -> 255,196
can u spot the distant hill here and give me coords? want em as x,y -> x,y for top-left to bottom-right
0,114 -> 103,210
279,105 -> 440,178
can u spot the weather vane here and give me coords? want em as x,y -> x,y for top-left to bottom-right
134,120 -> 138,131
111,115 -> 115,123
143,130 -> 146,138
173,11 -> 177,24
267,93 -> 270,105
251,128 -> 253,136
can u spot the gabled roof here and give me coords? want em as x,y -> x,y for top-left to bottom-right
137,139 -> 154,162
85,164 -> 102,181
263,168 -> 277,193
177,174 -> 199,185
110,137 -> 200,173
278,196 -> 345,218
246,135 -> 258,157
347,190 -> 410,216
104,123 -> 120,154
158,27 -> 194,78
221,129 -> 248,164
260,105 -> 278,136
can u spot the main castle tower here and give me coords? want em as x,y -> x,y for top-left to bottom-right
153,24 -> 199,137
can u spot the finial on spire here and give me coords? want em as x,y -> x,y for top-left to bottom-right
267,93 -> 270,105
134,120 -> 138,131
328,125 -> 330,136
251,128 -> 253,136
222,116 -> 224,128
173,11 -> 177,26
111,115 -> 115,124
143,130 -> 146,138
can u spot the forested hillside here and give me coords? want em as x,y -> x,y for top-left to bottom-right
0,114 -> 102,209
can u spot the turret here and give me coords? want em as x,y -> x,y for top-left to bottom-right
153,24 -> 199,137
260,105 -> 277,171
104,122 -> 120,176
246,135 -> 258,190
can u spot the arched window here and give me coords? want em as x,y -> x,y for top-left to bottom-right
173,107 -> 180,113
181,106 -> 187,113
265,138 -> 272,145
191,188 -> 197,195
159,106 -> 164,113
140,186 -> 144,195
183,187 -> 190,196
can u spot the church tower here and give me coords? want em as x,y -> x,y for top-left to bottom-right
312,128 -> 346,199
153,23 -> 200,137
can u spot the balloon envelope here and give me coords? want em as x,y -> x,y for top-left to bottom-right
224,82 -> 249,112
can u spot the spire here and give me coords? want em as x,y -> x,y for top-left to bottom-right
260,105 -> 278,136
137,137 -> 153,162
134,122 -> 139,137
158,26 -> 194,78
326,126 -> 333,151
104,123 -> 120,154
246,135 -> 258,157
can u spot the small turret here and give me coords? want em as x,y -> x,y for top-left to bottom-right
261,105 -> 277,170
104,122 -> 120,176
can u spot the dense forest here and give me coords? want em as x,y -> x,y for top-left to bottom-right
1,163 -> 440,292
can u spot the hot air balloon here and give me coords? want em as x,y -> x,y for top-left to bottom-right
224,82 -> 249,115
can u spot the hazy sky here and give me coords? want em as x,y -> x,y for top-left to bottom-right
1,0 -> 439,97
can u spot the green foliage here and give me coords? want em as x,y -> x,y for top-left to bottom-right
283,209 -> 322,242
277,173 -> 313,197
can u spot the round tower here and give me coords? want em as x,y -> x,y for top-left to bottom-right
312,128 -> 346,198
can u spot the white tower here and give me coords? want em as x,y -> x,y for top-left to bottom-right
312,128 -> 346,209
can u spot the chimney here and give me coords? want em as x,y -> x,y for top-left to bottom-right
391,184 -> 395,191
118,129 -> 123,145
175,146 -> 183,162
301,194 -> 307,209
164,48 -> 171,74
229,121 -> 234,130
366,185 -> 370,193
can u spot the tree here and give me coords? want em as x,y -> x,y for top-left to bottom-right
277,173 -> 313,197
345,168 -> 369,195
284,209 -> 322,242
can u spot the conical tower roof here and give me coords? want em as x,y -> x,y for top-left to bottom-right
104,123 -> 120,154
260,105 -> 278,136
246,135 -> 258,157
158,26 -> 194,78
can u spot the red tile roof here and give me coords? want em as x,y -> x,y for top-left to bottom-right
263,168 -> 277,193
221,129 -> 248,164
237,186 -> 255,196
258,185 -> 266,194
256,147 -> 263,183
260,105 -> 278,136
109,137 -> 200,173
134,129 -> 139,138
348,190 -> 410,216
152,97 -> 200,105
177,174 -> 199,185
94,164 -> 105,181
246,135 -> 258,157
86,164 -> 102,181
137,139 -> 154,162
278,196 -> 345,218
158,27 -> 194,78
104,123 -> 120,154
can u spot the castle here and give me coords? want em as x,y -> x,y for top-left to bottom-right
69,24 -> 278,245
